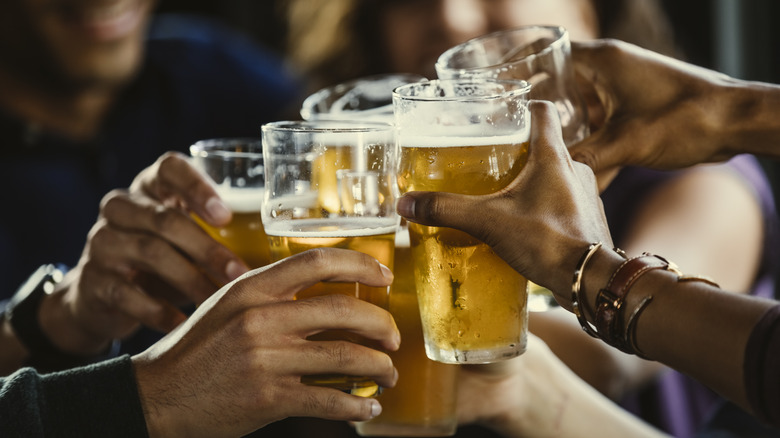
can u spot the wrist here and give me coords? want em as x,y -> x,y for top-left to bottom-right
5,264 -> 116,372
39,273 -> 112,356
719,79 -> 780,159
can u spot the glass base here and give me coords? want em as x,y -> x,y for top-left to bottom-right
301,374 -> 381,397
424,342 -> 525,364
356,421 -> 457,437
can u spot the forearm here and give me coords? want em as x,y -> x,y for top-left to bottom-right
720,79 -> 780,160
579,248 -> 776,413
489,342 -> 668,438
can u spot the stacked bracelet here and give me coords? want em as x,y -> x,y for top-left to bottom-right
595,254 -> 676,355
570,244 -> 721,358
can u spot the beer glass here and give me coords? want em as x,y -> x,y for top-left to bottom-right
393,79 -> 531,364
300,73 -> 426,122
301,78 -> 459,436
355,229 -> 458,437
189,138 -> 271,269
261,120 -> 399,396
435,25 -> 588,146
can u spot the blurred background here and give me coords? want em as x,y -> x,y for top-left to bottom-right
153,0 -> 780,195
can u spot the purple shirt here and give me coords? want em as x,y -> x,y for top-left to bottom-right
601,155 -> 779,437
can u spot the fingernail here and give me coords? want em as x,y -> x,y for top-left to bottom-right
369,400 -> 382,419
378,263 -> 393,280
226,260 -> 249,280
396,195 -> 415,219
392,366 -> 399,386
205,197 -> 231,224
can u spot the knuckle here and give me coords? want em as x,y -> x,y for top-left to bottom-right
99,191 -> 128,220
150,207 -> 183,234
324,294 -> 355,321
328,341 -> 355,368
135,235 -> 168,262
300,247 -> 331,271
417,194 -> 447,222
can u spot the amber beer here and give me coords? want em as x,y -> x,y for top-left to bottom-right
266,217 -> 396,396
195,187 -> 271,269
397,130 -> 530,364
356,228 -> 458,437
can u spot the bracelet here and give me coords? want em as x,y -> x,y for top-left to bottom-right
571,242 -> 603,337
595,254 -> 671,352
596,253 -> 722,357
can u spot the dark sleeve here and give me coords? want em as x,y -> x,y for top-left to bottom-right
0,355 -> 149,437
744,304 -> 780,427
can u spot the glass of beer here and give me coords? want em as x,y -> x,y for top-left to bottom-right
393,79 -> 531,364
189,138 -> 271,269
300,73 -> 427,122
261,120 -> 399,396
435,25 -> 588,147
356,228 -> 459,436
300,79 -> 459,436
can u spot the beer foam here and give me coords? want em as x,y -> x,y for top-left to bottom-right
265,217 -> 399,237
398,125 -> 530,148
215,187 -> 264,213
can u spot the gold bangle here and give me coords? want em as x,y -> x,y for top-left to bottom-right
571,242 -> 603,337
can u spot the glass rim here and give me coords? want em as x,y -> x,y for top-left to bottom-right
261,120 -> 396,134
435,25 -> 568,75
189,137 -> 263,158
392,78 -> 531,102
301,73 -> 428,110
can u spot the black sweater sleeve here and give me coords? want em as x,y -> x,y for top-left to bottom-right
744,304 -> 780,427
0,355 -> 149,437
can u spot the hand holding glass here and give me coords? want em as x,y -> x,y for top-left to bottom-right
189,138 -> 270,269
393,79 -> 531,364
261,120 -> 399,396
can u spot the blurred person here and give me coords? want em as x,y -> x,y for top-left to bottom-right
0,0 -> 302,363
399,96 -> 780,435
284,1 -> 778,436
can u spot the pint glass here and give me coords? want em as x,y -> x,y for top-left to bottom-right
300,73 -> 426,122
261,120 -> 399,396
301,79 -> 459,436
189,138 -> 271,269
393,79 -> 531,364
435,25 -> 588,146
355,228 -> 458,436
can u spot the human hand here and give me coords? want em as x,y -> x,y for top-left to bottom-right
457,335 -> 667,438
568,39 -> 739,187
39,153 -> 249,357
396,101 -> 612,308
133,248 -> 400,438
456,335 -> 563,437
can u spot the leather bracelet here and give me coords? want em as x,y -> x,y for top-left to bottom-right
595,254 -> 679,353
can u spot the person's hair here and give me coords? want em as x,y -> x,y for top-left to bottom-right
285,0 -> 680,91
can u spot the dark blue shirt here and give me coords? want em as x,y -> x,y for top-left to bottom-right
0,14 -> 302,299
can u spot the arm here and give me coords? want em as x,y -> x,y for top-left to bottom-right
457,335 -> 669,438
568,39 -> 780,183
1,249 -> 400,437
397,100 -> 778,421
539,163 -> 766,399
0,152 -> 248,375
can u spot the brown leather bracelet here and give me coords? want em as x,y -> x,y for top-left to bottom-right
595,253 -> 676,353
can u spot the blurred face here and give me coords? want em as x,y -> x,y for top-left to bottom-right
379,0 -> 599,78
0,0 -> 156,90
